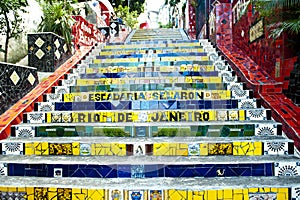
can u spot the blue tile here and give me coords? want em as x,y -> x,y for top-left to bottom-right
117,165 -> 131,178
73,102 -> 95,111
55,102 -> 72,111
9,163 -> 25,176
145,165 -> 159,177
141,101 -> 150,110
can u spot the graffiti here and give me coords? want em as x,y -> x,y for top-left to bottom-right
72,16 -> 105,48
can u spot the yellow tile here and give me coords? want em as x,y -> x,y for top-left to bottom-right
0,187 -> 7,192
233,194 -> 243,200
200,143 -> 208,156
27,187 -> 35,200
238,110 -> 245,120
248,188 -> 259,193
18,187 -> 26,192
278,188 -> 288,193
243,189 -> 248,196
177,143 -> 188,156
88,189 -> 105,200
277,193 -> 288,200
153,143 -> 169,156
217,190 -> 223,199
168,189 -> 187,200
8,187 -> 17,192
72,188 -> 88,200
25,143 -> 34,155
223,189 -> 233,199
72,142 -> 80,155
207,190 -> 217,199
270,188 -> 278,193
234,189 -> 243,194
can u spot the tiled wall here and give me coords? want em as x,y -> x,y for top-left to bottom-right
0,186 -> 293,199
28,33 -> 71,72
232,1 -> 298,92
0,62 -> 38,114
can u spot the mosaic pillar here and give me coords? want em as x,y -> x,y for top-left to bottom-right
215,2 -> 232,47
28,33 -> 71,72
110,20 -> 120,37
0,63 -> 38,114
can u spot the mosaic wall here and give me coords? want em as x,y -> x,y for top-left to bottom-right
232,1 -> 298,91
28,33 -> 71,72
0,186 -> 294,199
72,16 -> 106,48
286,55 -> 300,106
0,63 -> 38,114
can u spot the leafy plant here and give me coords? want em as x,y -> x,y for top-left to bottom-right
110,0 -> 145,15
0,0 -> 28,62
38,0 -> 78,50
115,5 -> 139,29
254,0 -> 300,38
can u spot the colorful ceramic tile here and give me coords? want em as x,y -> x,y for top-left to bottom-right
0,163 -> 7,176
131,165 -> 145,178
149,190 -> 163,200
15,126 -> 35,137
292,187 -> 300,200
274,162 -> 300,176
54,168 -> 63,177
134,144 -> 145,155
264,142 -> 288,155
27,113 -> 46,123
129,191 -> 144,200
36,102 -> 55,112
188,143 -> 200,156
80,143 -> 91,155
110,189 -> 123,200
248,193 -> 276,200
2,142 -> 23,155
255,123 -> 277,136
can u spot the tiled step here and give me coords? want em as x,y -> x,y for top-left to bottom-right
11,121 -> 282,137
0,155 -> 299,178
0,136 -> 294,156
34,99 -> 259,112
21,108 -> 272,124
52,82 -> 244,93
0,176 -> 299,199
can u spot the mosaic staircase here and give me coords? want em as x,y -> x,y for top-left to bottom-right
1,29 -> 300,199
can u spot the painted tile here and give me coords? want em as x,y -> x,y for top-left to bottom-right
80,143 -> 91,155
2,142 -> 23,155
15,126 -> 35,138
274,162 -> 300,176
292,187 -> 300,200
255,123 -> 277,136
264,142 -> 289,155
110,189 -> 123,200
188,143 -> 200,156
0,163 -> 7,176
128,190 -> 145,200
149,190 -> 163,200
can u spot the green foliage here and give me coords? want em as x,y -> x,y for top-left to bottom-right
115,5 -> 139,29
38,0 -> 78,50
0,0 -> 28,62
110,0 -> 145,15
254,0 -> 300,38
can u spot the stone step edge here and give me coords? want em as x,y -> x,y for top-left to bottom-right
0,176 -> 299,190
0,155 -> 298,164
2,136 -> 289,143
